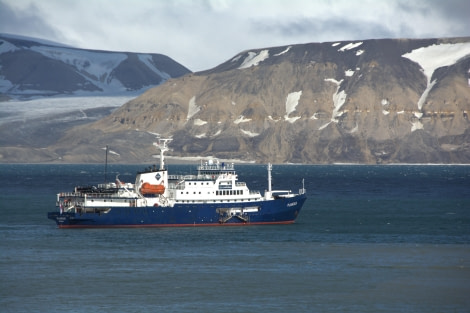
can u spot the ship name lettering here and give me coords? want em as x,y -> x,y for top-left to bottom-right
287,202 -> 297,207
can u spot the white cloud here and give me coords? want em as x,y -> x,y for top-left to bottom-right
1,0 -> 469,72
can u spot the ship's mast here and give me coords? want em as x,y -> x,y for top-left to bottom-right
264,163 -> 274,200
154,138 -> 172,170
104,145 -> 108,183
267,163 -> 272,192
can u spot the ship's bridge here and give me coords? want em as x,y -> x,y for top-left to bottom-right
197,160 -> 235,177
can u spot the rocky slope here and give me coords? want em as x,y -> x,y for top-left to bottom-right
1,37 -> 470,164
0,34 -> 190,99
0,34 -> 190,163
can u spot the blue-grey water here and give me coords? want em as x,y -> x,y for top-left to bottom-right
1,164 -> 469,313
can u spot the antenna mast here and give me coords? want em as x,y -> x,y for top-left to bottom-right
153,138 -> 172,170
267,163 -> 272,192
104,145 -> 108,183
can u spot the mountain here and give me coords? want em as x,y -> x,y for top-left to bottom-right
1,37 -> 470,164
0,34 -> 191,100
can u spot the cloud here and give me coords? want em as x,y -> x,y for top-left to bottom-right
0,0 -> 64,41
1,0 -> 469,72
252,17 -> 396,43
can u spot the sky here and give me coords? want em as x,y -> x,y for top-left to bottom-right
1,0 -> 469,72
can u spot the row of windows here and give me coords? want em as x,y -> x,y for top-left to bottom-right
199,171 -> 235,176
180,190 -> 244,196
89,199 -> 134,203
187,181 -> 234,187
216,190 -> 243,196
177,199 -> 254,203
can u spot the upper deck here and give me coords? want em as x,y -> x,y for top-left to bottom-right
198,161 -> 235,175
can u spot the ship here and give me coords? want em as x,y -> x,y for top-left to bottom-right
47,138 -> 307,228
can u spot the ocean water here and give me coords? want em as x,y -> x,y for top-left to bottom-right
0,164 -> 469,313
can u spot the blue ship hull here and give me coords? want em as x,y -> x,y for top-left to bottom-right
48,194 -> 306,228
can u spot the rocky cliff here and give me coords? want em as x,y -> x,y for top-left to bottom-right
2,37 -> 470,164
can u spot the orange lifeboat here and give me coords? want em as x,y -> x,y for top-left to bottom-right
140,182 -> 165,195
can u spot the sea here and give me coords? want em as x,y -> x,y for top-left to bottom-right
0,163 -> 469,313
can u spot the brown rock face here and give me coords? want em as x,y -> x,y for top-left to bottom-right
2,38 -> 469,164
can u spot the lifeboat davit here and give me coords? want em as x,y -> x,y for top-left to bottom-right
140,182 -> 165,195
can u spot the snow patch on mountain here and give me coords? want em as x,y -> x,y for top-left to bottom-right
234,115 -> 251,124
268,115 -> 281,122
138,54 -> 171,80
319,79 -> 347,130
194,118 -> 207,126
401,42 -> 470,131
32,46 -> 127,78
310,113 -> 319,120
403,42 -> 470,83
0,34 -> 189,99
411,120 -> 424,132
274,46 -> 291,56
187,96 -> 200,121
403,42 -> 470,111
338,42 -> 363,52
231,55 -> 242,62
239,50 -> 269,69
284,91 -> 302,123
240,129 -> 259,137
0,40 -> 18,53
